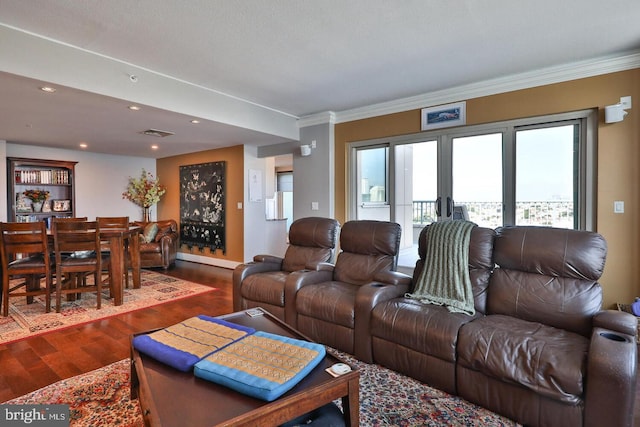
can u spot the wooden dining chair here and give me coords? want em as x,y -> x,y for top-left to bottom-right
96,216 -> 132,288
52,220 -> 109,312
0,221 -> 54,317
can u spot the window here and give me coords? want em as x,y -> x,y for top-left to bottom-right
349,109 -> 597,271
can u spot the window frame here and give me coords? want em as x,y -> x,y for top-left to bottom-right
347,109 -> 598,230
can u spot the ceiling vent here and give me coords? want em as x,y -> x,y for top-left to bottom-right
140,129 -> 174,138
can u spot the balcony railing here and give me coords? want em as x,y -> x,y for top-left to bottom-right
412,200 -> 574,229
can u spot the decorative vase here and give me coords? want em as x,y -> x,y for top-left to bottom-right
142,207 -> 151,222
32,201 -> 43,212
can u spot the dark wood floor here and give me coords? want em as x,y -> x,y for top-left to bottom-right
0,260 -> 233,402
0,260 -> 638,425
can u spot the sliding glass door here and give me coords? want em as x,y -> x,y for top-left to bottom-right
349,110 -> 596,271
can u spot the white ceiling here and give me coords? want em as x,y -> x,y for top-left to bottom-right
0,0 -> 639,158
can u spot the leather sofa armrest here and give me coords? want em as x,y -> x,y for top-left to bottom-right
307,261 -> 335,272
253,254 -> 284,265
283,269 -> 335,328
584,326 -> 637,427
592,309 -> 638,336
372,270 -> 412,287
232,260 -> 285,311
354,281 -> 411,363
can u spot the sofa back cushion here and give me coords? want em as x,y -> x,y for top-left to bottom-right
333,220 -> 401,285
281,217 -> 340,272
413,224 -> 495,314
489,226 -> 606,336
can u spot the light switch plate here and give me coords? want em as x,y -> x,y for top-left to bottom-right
614,200 -> 624,213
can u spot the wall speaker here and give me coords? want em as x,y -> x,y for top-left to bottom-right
300,144 -> 312,156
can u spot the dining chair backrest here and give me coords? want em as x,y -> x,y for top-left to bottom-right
0,221 -> 53,316
52,220 -> 99,256
0,221 -> 50,262
97,216 -> 129,229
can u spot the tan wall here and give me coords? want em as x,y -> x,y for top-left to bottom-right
335,69 -> 640,309
156,145 -> 244,262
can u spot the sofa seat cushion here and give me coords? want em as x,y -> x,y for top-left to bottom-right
457,314 -> 588,404
241,271 -> 287,307
140,241 -> 162,253
371,298 -> 480,363
296,281 -> 357,328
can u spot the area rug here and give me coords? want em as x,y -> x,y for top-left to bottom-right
0,270 -> 216,345
3,351 -> 520,427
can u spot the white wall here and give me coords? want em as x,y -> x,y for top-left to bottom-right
294,123 -> 334,219
5,144 -> 156,221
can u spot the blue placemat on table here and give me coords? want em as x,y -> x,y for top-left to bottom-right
132,315 -> 255,372
193,330 -> 326,401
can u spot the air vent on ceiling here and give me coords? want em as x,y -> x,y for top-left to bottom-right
140,129 -> 175,138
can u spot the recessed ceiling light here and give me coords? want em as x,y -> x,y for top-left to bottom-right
151,144 -> 159,150
190,119 -> 200,124
128,105 -> 141,111
79,143 -> 88,148
40,86 -> 56,93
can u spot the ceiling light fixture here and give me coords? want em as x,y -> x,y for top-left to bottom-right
40,86 -> 56,93
128,105 -> 141,111
151,144 -> 159,150
79,143 -> 88,148
190,119 -> 200,124
140,129 -> 175,138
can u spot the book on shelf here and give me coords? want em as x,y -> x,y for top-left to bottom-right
15,169 -> 70,184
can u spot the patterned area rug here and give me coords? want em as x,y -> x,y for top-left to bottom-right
0,270 -> 216,345
4,351 -> 520,427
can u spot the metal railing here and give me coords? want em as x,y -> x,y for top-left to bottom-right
412,200 -> 574,229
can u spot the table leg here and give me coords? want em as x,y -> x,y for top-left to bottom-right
342,375 -> 360,427
130,233 -> 141,289
109,235 -> 124,306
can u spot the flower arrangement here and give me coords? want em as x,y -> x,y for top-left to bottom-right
23,189 -> 50,203
122,169 -> 167,208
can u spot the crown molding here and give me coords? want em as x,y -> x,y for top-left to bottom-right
320,51 -> 640,125
297,111 -> 336,128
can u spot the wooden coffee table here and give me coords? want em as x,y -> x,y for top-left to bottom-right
130,308 -> 360,426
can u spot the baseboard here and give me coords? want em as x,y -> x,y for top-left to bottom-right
177,252 -> 240,269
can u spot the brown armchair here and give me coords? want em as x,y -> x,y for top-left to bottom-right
233,217 -> 340,324
132,219 -> 179,269
293,220 -> 412,362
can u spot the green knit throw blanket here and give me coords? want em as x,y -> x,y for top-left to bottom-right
406,220 -> 476,315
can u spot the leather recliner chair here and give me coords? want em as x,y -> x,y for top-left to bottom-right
232,217 -> 340,324
293,220 -> 412,362
369,224 -> 496,394
132,219 -> 179,269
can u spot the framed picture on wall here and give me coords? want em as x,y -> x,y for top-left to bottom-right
421,101 -> 466,131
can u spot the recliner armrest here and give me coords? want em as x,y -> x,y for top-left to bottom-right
306,261 -> 334,272
593,309 -> 638,336
372,270 -> 412,287
584,326 -> 637,427
354,281 -> 411,363
253,254 -> 284,265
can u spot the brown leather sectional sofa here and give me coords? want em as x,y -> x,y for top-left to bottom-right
370,225 -> 637,427
235,221 -> 637,426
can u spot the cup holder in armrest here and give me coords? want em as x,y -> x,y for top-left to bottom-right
370,283 -> 384,287
599,332 -> 629,342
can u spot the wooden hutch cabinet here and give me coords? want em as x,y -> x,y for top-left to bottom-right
7,157 -> 77,225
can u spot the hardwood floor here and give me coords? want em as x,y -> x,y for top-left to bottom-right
0,260 -> 233,402
0,260 -> 638,426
